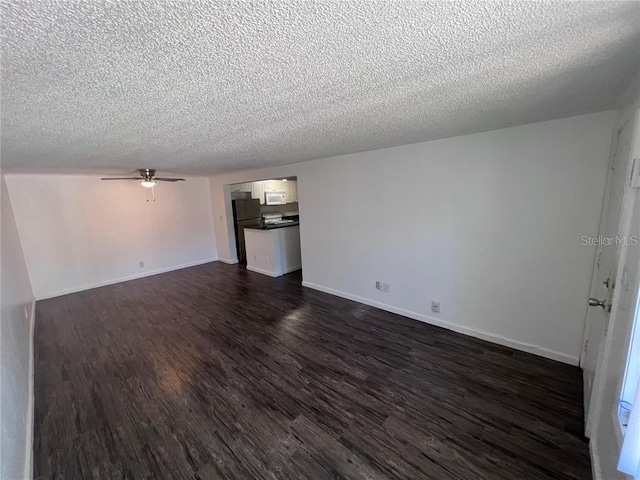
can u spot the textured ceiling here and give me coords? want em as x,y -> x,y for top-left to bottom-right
2,1 -> 639,175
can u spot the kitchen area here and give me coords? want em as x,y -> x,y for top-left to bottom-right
230,177 -> 301,277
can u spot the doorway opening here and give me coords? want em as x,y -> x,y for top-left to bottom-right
226,177 -> 302,279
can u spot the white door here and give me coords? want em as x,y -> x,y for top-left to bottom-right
583,116 -> 637,435
589,113 -> 640,479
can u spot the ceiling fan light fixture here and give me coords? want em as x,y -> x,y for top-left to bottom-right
140,180 -> 156,188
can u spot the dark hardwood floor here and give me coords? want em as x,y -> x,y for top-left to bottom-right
34,262 -> 591,479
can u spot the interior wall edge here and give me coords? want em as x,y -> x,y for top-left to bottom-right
589,436 -> 602,480
25,297 -> 35,480
1,170 -> 36,480
302,280 -> 580,366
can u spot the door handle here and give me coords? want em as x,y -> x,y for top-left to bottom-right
589,298 -> 606,309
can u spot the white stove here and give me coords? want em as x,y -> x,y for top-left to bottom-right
262,213 -> 297,226
262,213 -> 283,224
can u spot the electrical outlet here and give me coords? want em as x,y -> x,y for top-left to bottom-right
376,281 -> 390,293
139,261 -> 145,268
431,301 -> 440,313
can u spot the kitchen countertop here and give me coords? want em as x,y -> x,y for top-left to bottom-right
244,221 -> 300,230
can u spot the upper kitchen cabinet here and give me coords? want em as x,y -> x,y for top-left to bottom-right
230,182 -> 252,192
280,180 -> 297,203
251,179 -> 298,204
251,181 -> 266,204
288,181 -> 298,203
264,180 -> 286,192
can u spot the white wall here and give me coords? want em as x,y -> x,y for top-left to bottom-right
6,175 -> 217,299
210,110 -> 617,364
1,172 -> 35,480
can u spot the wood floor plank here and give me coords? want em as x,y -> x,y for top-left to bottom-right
33,262 -> 591,479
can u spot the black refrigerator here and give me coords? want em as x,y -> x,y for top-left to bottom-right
232,198 -> 261,264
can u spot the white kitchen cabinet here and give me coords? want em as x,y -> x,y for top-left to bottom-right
281,181 -> 290,203
230,182 -> 251,192
265,180 -> 283,192
288,180 -> 298,203
251,181 -> 266,204
242,179 -> 298,205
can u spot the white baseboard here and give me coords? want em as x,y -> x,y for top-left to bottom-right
246,264 -> 301,277
301,281 -> 579,366
36,258 -> 218,300
25,297 -> 35,480
218,257 -> 239,265
246,265 -> 279,277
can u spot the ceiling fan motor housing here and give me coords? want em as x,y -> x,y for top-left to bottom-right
140,168 -> 156,180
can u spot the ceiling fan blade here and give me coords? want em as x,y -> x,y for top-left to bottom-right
100,177 -> 141,180
155,178 -> 186,182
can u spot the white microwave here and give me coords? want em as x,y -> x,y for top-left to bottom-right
265,191 -> 286,205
